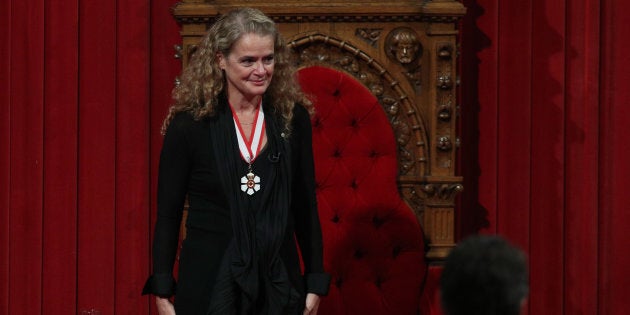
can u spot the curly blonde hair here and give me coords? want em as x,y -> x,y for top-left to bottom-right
161,7 -> 310,135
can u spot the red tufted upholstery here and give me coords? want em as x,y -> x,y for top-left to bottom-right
298,66 -> 427,314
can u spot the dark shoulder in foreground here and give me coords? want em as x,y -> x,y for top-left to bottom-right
169,111 -> 196,126
164,111 -> 202,135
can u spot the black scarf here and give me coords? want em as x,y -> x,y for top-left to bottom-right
207,96 -> 300,314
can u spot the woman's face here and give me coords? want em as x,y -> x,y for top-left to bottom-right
218,33 -> 275,101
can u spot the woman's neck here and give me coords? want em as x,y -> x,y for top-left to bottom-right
228,95 -> 262,114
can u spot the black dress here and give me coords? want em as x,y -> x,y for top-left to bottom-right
142,99 -> 330,315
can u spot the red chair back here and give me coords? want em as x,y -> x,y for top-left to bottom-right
298,66 -> 427,314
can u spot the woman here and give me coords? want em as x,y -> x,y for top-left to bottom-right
142,8 -> 330,315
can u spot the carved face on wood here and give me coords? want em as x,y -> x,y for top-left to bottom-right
386,28 -> 421,64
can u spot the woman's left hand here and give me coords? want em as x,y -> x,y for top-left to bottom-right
303,293 -> 321,315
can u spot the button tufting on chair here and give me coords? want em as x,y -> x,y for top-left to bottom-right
298,66 -> 426,315
331,214 -> 340,223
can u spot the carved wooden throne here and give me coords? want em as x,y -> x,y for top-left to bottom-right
172,1 -> 465,313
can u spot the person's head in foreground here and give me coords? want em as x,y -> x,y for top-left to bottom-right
440,235 -> 529,315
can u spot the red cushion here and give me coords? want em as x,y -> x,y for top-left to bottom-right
298,66 -> 427,314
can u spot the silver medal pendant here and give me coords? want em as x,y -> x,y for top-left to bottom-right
240,171 -> 261,195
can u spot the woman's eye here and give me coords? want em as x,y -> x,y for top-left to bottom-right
263,56 -> 274,64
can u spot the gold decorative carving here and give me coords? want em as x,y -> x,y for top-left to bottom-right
173,12 -> 465,25
400,184 -> 426,223
404,68 -> 422,89
437,73 -> 453,89
421,183 -> 463,201
386,27 -> 422,65
437,136 -> 452,151
437,104 -> 452,121
174,45 -> 183,59
432,42 -> 457,171
438,44 -> 453,59
385,27 -> 423,89
174,15 -> 431,25
355,28 -> 382,47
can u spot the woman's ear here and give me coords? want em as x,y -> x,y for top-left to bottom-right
216,52 -> 226,70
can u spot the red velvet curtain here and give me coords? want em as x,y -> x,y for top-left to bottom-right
1,0 -> 629,314
460,0 -> 630,314
0,0 -> 180,313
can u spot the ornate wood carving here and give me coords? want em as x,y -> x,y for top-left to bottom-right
287,34 -> 428,177
171,0 -> 466,260
355,28 -> 382,47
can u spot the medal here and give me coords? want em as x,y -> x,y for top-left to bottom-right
232,101 -> 265,195
240,168 -> 261,195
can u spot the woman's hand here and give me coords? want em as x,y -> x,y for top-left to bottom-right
303,293 -> 320,315
156,296 -> 176,315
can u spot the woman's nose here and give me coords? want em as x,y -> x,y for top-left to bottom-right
253,61 -> 266,74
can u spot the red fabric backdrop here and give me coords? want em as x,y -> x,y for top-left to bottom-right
0,0 -> 629,314
460,0 -> 630,314
0,0 -> 180,313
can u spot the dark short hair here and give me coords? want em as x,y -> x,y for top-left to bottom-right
440,235 -> 529,315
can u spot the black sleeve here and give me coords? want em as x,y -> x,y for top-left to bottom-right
142,113 -> 192,297
291,105 -> 331,296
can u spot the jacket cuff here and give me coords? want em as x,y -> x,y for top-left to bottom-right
305,272 -> 331,296
142,273 -> 176,297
